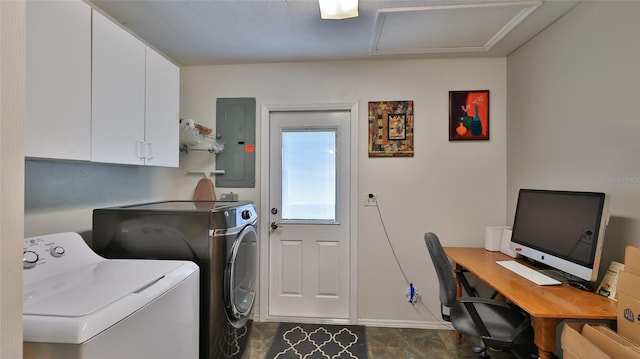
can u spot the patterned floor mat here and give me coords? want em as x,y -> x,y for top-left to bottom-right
265,322 -> 368,359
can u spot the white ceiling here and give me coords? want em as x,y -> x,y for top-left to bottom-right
89,0 -> 580,66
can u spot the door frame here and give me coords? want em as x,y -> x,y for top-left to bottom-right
259,102 -> 358,324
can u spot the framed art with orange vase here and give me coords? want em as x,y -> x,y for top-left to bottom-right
449,90 -> 489,141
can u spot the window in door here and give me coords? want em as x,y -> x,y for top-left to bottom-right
281,129 -> 337,222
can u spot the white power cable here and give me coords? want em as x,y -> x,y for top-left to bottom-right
373,195 -> 410,284
371,195 -> 451,328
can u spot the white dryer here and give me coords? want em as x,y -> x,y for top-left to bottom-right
23,232 -> 200,359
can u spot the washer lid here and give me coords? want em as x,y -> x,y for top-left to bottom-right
24,259 -> 183,317
23,259 -> 198,344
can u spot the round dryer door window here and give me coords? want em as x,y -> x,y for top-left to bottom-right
224,225 -> 257,328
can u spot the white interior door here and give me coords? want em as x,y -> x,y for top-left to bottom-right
268,110 -> 351,320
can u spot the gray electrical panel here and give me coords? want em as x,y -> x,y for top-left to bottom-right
215,97 -> 256,188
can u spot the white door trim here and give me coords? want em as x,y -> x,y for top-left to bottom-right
259,102 -> 358,324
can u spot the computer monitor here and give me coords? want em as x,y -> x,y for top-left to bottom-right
509,189 -> 609,282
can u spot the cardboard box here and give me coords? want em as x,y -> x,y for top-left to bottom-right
625,246 -> 640,275
617,269 -> 640,344
582,324 -> 640,358
561,322 -> 610,359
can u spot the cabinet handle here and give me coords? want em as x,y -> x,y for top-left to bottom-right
136,140 -> 145,159
147,142 -> 154,160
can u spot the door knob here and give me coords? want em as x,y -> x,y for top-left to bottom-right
270,222 -> 279,230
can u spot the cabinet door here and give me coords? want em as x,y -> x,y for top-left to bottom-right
25,0 -> 91,160
91,10 -> 145,165
144,47 -> 180,167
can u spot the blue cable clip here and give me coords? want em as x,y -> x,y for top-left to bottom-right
409,283 -> 416,304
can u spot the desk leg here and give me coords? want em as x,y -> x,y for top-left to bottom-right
453,263 -> 463,344
533,318 -> 561,359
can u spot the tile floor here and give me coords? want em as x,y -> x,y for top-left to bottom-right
245,321 -> 512,359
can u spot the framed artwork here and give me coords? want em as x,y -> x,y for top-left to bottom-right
368,101 -> 414,157
388,114 -> 406,140
449,90 -> 489,141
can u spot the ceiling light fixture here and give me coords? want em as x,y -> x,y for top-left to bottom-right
319,0 -> 359,19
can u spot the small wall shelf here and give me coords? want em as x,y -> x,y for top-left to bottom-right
180,144 -> 221,154
180,125 -> 224,154
187,169 -> 225,177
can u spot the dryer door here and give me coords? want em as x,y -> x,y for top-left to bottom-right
224,225 -> 257,328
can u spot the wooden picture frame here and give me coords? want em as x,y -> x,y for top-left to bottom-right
368,101 -> 414,157
449,90 -> 490,141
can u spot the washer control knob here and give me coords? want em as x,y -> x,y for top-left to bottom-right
50,246 -> 65,258
23,250 -> 39,269
241,210 -> 252,220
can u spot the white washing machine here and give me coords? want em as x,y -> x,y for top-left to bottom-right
23,232 -> 200,359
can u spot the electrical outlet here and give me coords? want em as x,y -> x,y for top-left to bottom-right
364,193 -> 377,206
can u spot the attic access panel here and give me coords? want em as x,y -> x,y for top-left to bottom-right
215,98 -> 256,188
371,1 -> 542,55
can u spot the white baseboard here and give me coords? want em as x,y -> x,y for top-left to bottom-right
253,300 -> 453,330
260,316 -> 352,326
356,318 -> 453,330
252,313 -> 454,331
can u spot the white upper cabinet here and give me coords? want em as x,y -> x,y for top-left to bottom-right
91,10 -> 179,167
144,47 -> 180,167
26,4 -> 179,167
91,10 -> 146,165
26,0 -> 91,160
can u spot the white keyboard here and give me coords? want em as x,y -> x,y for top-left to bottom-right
496,260 -> 562,286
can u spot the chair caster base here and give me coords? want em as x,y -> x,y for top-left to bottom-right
472,345 -> 490,358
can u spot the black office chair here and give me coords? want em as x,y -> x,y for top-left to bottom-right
424,232 -> 537,359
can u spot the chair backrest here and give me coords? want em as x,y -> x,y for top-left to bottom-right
424,232 -> 457,308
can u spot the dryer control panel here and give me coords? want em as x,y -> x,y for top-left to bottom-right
236,203 -> 257,226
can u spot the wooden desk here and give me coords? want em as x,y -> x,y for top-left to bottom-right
444,247 -> 617,359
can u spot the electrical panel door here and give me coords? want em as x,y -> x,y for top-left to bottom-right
215,98 -> 256,188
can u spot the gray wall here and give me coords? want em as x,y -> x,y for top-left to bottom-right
24,160 -> 182,236
506,0 -> 640,276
